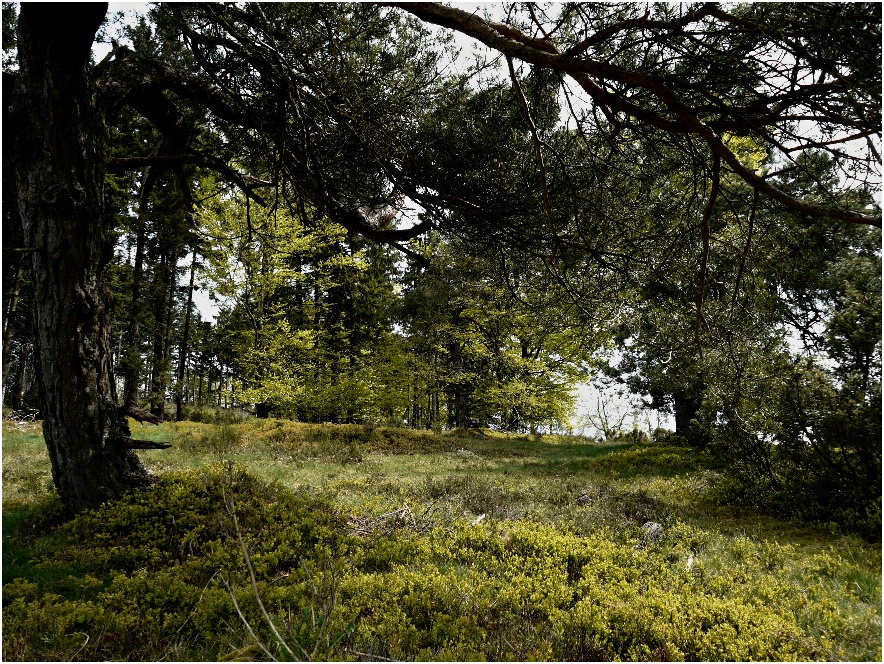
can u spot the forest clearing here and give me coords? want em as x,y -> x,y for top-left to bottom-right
2,416 -> 880,661
3,3 -> 881,661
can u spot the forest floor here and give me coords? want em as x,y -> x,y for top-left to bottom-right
2,417 -> 881,661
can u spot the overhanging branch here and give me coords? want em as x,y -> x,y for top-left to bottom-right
388,2 -> 881,228
108,153 -> 273,207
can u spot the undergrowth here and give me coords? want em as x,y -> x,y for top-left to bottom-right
2,420 -> 880,661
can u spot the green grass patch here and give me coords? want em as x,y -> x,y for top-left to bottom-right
3,420 -> 880,661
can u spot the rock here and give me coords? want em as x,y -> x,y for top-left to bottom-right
636,521 -> 664,550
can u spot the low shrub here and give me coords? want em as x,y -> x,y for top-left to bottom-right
710,473 -> 882,543
3,465 -> 350,661
182,406 -> 251,425
176,424 -> 244,455
5,466 -> 878,662
586,442 -> 702,477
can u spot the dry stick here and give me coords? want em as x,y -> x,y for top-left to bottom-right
298,559 -> 325,659
300,557 -> 343,660
175,571 -> 221,636
223,485 -> 306,661
345,648 -> 395,662
71,632 -> 90,660
695,155 -> 721,359
506,55 -> 554,226
417,498 -> 439,524
731,188 -> 758,307
222,576 -> 279,662
298,556 -> 324,659
238,518 -> 304,660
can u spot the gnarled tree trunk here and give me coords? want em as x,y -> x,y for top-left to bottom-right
13,3 -> 148,513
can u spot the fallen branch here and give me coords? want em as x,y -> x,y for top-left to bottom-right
123,438 -> 172,450
345,648 -> 395,662
122,405 -> 162,425
220,576 -> 279,662
222,482 -> 306,661
346,501 -> 439,536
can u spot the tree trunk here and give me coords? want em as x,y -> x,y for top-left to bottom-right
448,336 -> 471,429
673,389 -> 708,448
2,254 -> 26,407
12,3 -> 149,513
150,253 -> 176,420
10,340 -> 34,411
121,160 -> 159,409
175,251 -> 197,421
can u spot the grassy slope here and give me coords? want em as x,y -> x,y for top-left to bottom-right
2,418 -> 880,661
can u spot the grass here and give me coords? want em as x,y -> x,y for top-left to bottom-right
2,418 -> 881,661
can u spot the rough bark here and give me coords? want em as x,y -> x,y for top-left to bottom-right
12,3 -> 149,513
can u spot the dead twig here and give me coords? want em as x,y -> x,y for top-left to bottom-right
695,154 -> 720,358
220,575 -> 278,662
346,501 -> 439,536
345,648 -> 396,662
222,481 -> 307,661
506,55 -> 554,226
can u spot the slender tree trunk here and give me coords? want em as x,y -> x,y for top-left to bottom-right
150,254 -> 176,420
2,255 -> 26,406
10,340 -> 33,411
121,160 -> 158,408
12,3 -> 148,512
449,340 -> 470,429
175,252 -> 197,420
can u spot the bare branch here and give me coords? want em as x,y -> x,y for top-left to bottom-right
731,188 -> 759,307
506,55 -> 554,225
388,2 -> 881,228
695,155 -> 720,358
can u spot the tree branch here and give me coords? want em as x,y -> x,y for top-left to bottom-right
108,153 -> 272,207
388,2 -> 881,228
695,155 -> 720,358
506,55 -> 554,225
731,188 -> 758,307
